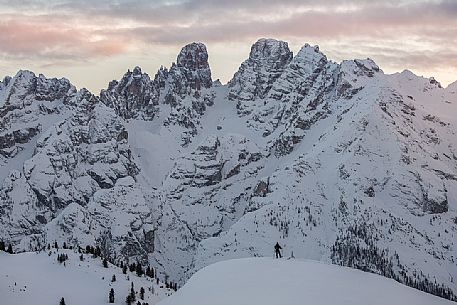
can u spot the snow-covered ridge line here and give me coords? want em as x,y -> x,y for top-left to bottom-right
158,258 -> 456,305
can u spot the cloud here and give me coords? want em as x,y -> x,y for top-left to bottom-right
0,18 -> 130,61
0,0 -> 456,85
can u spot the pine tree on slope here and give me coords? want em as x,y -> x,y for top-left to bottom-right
109,288 -> 115,303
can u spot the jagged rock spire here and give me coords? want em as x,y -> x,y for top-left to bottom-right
176,42 -> 212,90
228,38 -> 293,114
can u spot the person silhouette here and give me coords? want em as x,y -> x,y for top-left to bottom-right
274,242 -> 282,258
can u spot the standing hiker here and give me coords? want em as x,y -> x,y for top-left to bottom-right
274,242 -> 282,258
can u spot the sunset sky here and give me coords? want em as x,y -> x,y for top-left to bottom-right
1,0 -> 456,93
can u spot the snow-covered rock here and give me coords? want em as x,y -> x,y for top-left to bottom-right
447,80 -> 457,94
100,66 -> 158,120
0,89 -> 140,254
0,70 -> 76,162
228,38 -> 293,115
101,42 -> 215,145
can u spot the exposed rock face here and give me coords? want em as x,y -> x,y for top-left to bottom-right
161,43 -> 214,145
228,38 -> 293,115
1,39 -> 457,302
0,89 -> 140,254
44,176 -> 154,262
0,71 -> 76,159
101,42 -> 214,145
176,42 -> 212,90
100,67 -> 158,120
152,134 -> 264,280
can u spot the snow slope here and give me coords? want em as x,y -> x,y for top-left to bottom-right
159,258 -> 455,305
0,249 -> 173,305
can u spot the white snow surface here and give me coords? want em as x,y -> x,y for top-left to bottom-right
0,250 -> 174,305
159,258 -> 454,305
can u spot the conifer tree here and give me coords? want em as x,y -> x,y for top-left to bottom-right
103,258 -> 109,268
146,266 -> 151,277
130,282 -> 136,301
126,294 -> 132,305
111,274 -> 116,282
7,244 -> 13,254
0,240 -> 5,251
146,266 -> 154,278
60,297 -> 66,305
123,265 -> 127,274
109,288 -> 115,303
136,263 -> 143,277
140,287 -> 145,300
95,246 -> 101,257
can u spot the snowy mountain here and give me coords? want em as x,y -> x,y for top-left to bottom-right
1,38 -> 457,302
158,258 -> 456,305
0,248 -> 174,305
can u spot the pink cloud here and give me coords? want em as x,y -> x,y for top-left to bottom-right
0,0 -> 456,87
0,19 -> 129,60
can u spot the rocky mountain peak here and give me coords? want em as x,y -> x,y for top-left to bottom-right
228,39 -> 293,112
175,42 -> 212,90
133,66 -> 142,75
177,42 -> 210,70
1,75 -> 12,86
0,71 -> 77,159
249,38 -> 293,65
3,70 -> 75,104
293,44 -> 327,69
100,66 -> 158,120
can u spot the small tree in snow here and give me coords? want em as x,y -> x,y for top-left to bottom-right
130,282 -> 136,301
111,274 -> 116,282
59,297 -> 66,305
109,288 -> 115,303
136,263 -> 143,277
140,287 -> 145,300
